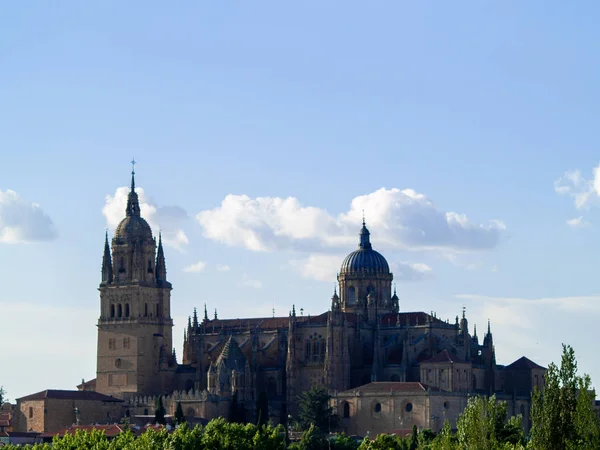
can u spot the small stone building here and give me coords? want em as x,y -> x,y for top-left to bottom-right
13,390 -> 123,433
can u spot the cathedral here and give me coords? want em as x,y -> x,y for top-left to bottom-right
94,169 -> 545,434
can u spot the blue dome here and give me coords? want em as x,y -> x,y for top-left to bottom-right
340,222 -> 390,274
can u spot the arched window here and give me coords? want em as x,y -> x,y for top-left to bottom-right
144,303 -> 148,316
147,259 -> 153,273
305,341 -> 311,361
313,341 -> 320,361
343,402 -> 350,418
156,304 -> 161,317
119,257 -> 125,273
348,287 -> 356,304
117,304 -> 122,318
125,304 -> 130,318
144,409 -> 148,416
110,304 -> 115,318
320,340 -> 326,359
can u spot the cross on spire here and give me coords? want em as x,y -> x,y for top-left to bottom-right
130,158 -> 136,190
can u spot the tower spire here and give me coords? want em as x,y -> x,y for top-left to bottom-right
204,303 -> 209,322
359,216 -> 372,250
193,307 -> 199,329
101,230 -> 113,284
155,232 -> 167,282
126,159 -> 141,217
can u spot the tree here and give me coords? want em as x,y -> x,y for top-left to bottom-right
530,344 -> 600,450
358,433 -> 406,450
154,396 -> 166,425
174,401 -> 185,425
456,394 -> 523,449
256,390 -> 269,426
0,386 -> 5,407
297,386 -> 335,433
289,424 -> 328,450
408,425 -> 418,450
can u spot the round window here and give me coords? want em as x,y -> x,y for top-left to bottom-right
405,402 -> 413,412
374,403 -> 382,413
444,401 -> 450,410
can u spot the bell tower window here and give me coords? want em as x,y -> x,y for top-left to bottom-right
125,304 -> 130,318
117,304 -> 122,318
119,257 -> 125,273
144,303 -> 148,316
110,304 -> 115,318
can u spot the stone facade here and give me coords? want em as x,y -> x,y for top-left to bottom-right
96,170 -> 176,398
88,170 -> 546,433
13,390 -> 123,433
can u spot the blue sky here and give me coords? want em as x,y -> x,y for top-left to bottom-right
2,1 -> 600,400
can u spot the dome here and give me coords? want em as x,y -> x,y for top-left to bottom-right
114,215 -> 153,242
113,172 -> 153,242
340,221 -> 390,274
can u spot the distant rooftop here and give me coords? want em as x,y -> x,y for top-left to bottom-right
505,356 -> 545,371
17,390 -> 122,403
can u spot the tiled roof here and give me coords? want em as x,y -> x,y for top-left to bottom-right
76,379 -> 97,391
380,312 -> 447,327
17,390 -> 122,403
422,349 -> 467,365
6,432 -> 40,437
203,311 -> 330,332
505,356 -> 545,371
342,382 -> 428,394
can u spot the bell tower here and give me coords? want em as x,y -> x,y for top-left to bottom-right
96,163 -> 174,398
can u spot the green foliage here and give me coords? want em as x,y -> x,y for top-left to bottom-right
174,401 -> 185,425
358,432 -> 406,450
297,386 -> 335,433
0,386 -> 5,406
529,344 -> 600,450
288,424 -> 328,450
3,419 -> 285,450
409,425 -> 418,450
154,396 -> 166,425
329,433 -> 360,450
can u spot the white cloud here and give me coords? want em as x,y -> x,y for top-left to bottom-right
566,216 -> 591,229
289,254 -> 342,282
216,264 -> 231,272
289,254 -> 433,283
242,274 -> 263,289
103,187 -> 189,250
392,262 -> 433,281
196,188 -> 505,254
555,166 -> 600,210
0,190 -> 57,244
183,261 -> 207,273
